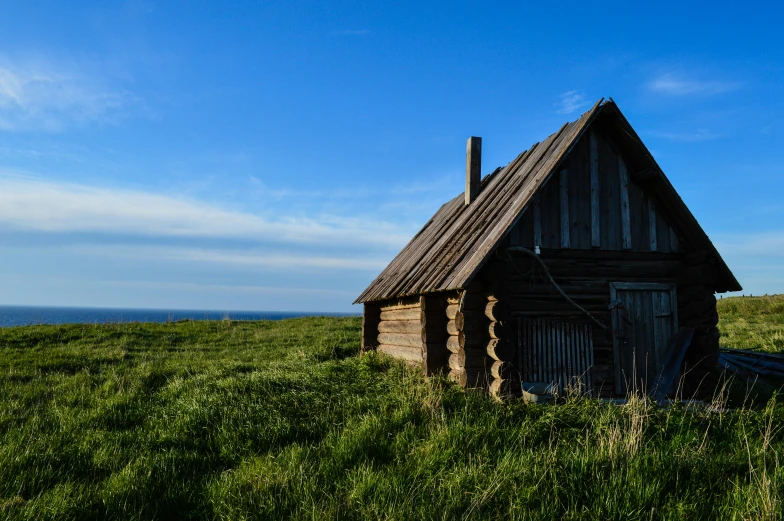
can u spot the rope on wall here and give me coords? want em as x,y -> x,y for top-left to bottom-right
504,246 -> 608,331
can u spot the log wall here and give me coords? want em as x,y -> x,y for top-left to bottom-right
480,262 -> 517,399
476,248 -> 722,397
370,294 -> 451,376
447,291 -> 493,389
375,296 -> 423,365
486,291 -> 517,399
478,250 -> 689,396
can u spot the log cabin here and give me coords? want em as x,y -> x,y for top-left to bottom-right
355,99 -> 741,399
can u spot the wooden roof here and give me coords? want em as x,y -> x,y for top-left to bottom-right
355,99 -> 740,303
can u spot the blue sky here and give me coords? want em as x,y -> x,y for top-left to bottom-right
0,1 -> 782,312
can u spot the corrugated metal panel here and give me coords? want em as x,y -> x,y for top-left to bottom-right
519,319 -> 593,396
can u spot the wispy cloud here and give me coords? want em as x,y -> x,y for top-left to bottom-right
648,73 -> 739,97
68,244 -> 389,271
101,279 -> 359,298
648,128 -> 722,142
0,57 -> 135,131
555,91 -> 590,115
248,174 -> 453,200
0,175 -> 410,249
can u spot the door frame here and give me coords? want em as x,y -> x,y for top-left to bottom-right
609,282 -> 678,395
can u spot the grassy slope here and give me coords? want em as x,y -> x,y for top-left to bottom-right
0,312 -> 782,520
718,295 -> 784,352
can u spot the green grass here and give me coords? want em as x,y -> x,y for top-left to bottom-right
719,295 -> 784,352
1,314 -> 782,520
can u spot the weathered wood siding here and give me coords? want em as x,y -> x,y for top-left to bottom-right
376,296 -> 423,364
373,294 -> 452,376
484,127 -> 724,397
479,252 -> 684,396
508,130 -> 682,254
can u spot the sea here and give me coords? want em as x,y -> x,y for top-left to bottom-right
0,305 -> 358,328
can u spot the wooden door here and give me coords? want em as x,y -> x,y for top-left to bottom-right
610,283 -> 678,395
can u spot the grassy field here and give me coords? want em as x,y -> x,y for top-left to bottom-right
719,294 -> 784,353
0,301 -> 782,520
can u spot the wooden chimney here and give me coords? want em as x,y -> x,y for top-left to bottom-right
465,136 -> 482,205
